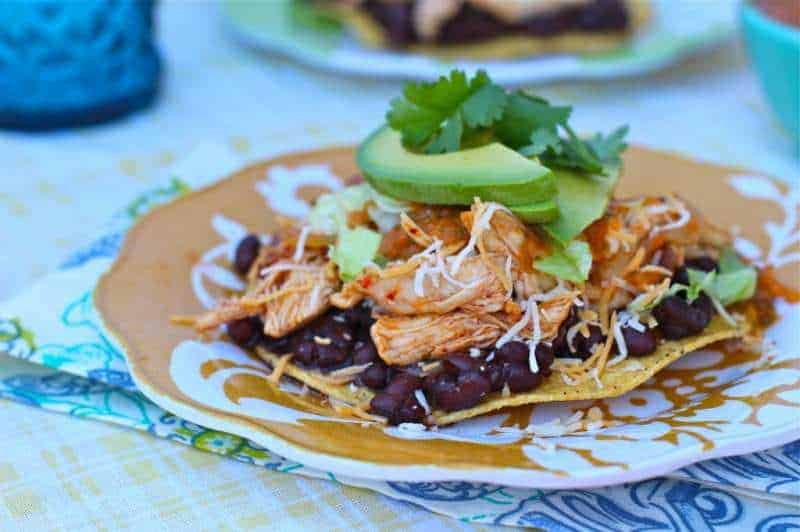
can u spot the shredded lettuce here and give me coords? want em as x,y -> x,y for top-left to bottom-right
308,183 -> 407,235
330,226 -> 382,282
534,240 -> 592,284
671,248 -> 757,306
308,184 -> 405,280
681,269 -> 718,303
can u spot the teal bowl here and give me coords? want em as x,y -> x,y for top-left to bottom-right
741,2 -> 800,142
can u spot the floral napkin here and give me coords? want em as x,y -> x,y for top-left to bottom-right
1,151 -> 798,529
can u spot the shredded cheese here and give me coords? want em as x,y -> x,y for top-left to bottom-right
322,363 -> 373,384
622,247 -> 646,276
414,389 -> 432,415
400,212 -> 433,248
504,255 -> 514,298
709,294 -> 738,326
639,264 -> 672,276
267,354 -> 293,383
648,197 -> 691,235
496,296 -> 533,348
170,315 -> 198,326
450,200 -> 506,276
650,249 -> 663,266
528,300 -> 541,373
612,276 -> 637,294
239,283 -> 314,309
292,226 -> 311,262
259,263 -> 320,278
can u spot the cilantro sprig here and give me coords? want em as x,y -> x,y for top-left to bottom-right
386,70 -> 628,175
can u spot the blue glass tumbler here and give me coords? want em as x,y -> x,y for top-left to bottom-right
0,0 -> 161,131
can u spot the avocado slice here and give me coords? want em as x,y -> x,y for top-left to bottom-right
509,199 -> 559,223
357,126 -> 556,207
543,164 -> 620,245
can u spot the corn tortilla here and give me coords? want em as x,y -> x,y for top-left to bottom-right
255,316 -> 747,426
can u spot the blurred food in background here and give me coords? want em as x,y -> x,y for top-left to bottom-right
223,0 -> 734,85
0,0 -> 160,131
741,0 -> 800,143
302,0 -> 649,58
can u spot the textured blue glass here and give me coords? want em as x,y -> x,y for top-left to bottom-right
0,0 -> 161,130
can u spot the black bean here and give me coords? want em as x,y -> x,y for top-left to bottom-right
226,317 -> 262,347
344,305 -> 374,330
395,395 -> 427,424
442,353 -> 482,374
653,294 -> 713,340
423,370 -> 490,412
495,341 -> 529,364
570,324 -> 605,360
315,317 -> 353,349
504,362 -> 543,393
553,308 -> 579,357
316,343 -> 348,368
484,360 -> 506,392
685,256 -> 719,272
358,361 -> 389,390
353,341 -> 379,365
672,266 -> 690,286
369,392 -> 403,419
289,335 -> 317,366
494,342 -> 552,373
369,382 -> 426,424
674,257 -> 718,286
234,234 -> 261,275
262,334 -> 290,354
621,326 -> 658,357
534,343 -> 555,372
383,373 -> 422,397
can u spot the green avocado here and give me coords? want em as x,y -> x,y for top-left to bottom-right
543,164 -> 620,245
509,199 -> 559,223
357,126 -> 556,207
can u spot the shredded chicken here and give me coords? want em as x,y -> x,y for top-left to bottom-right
351,253 -> 508,315
461,201 -> 549,272
371,311 -> 507,365
371,291 -> 575,365
195,256 -> 338,337
330,279 -> 364,309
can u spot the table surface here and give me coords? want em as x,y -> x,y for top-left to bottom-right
0,1 -> 797,530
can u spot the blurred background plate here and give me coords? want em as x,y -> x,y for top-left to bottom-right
221,0 -> 736,84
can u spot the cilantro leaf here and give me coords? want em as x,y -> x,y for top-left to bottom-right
387,70 -> 504,153
461,81 -> 508,129
520,128 -> 562,158
534,240 -> 593,284
404,70 -> 471,112
384,69 -> 629,182
386,96 -> 443,147
495,91 -> 572,149
426,114 -> 463,154
586,125 -> 629,165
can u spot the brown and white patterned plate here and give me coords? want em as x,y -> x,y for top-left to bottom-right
96,145 -> 800,489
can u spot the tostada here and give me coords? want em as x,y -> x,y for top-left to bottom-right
180,70 -> 760,427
